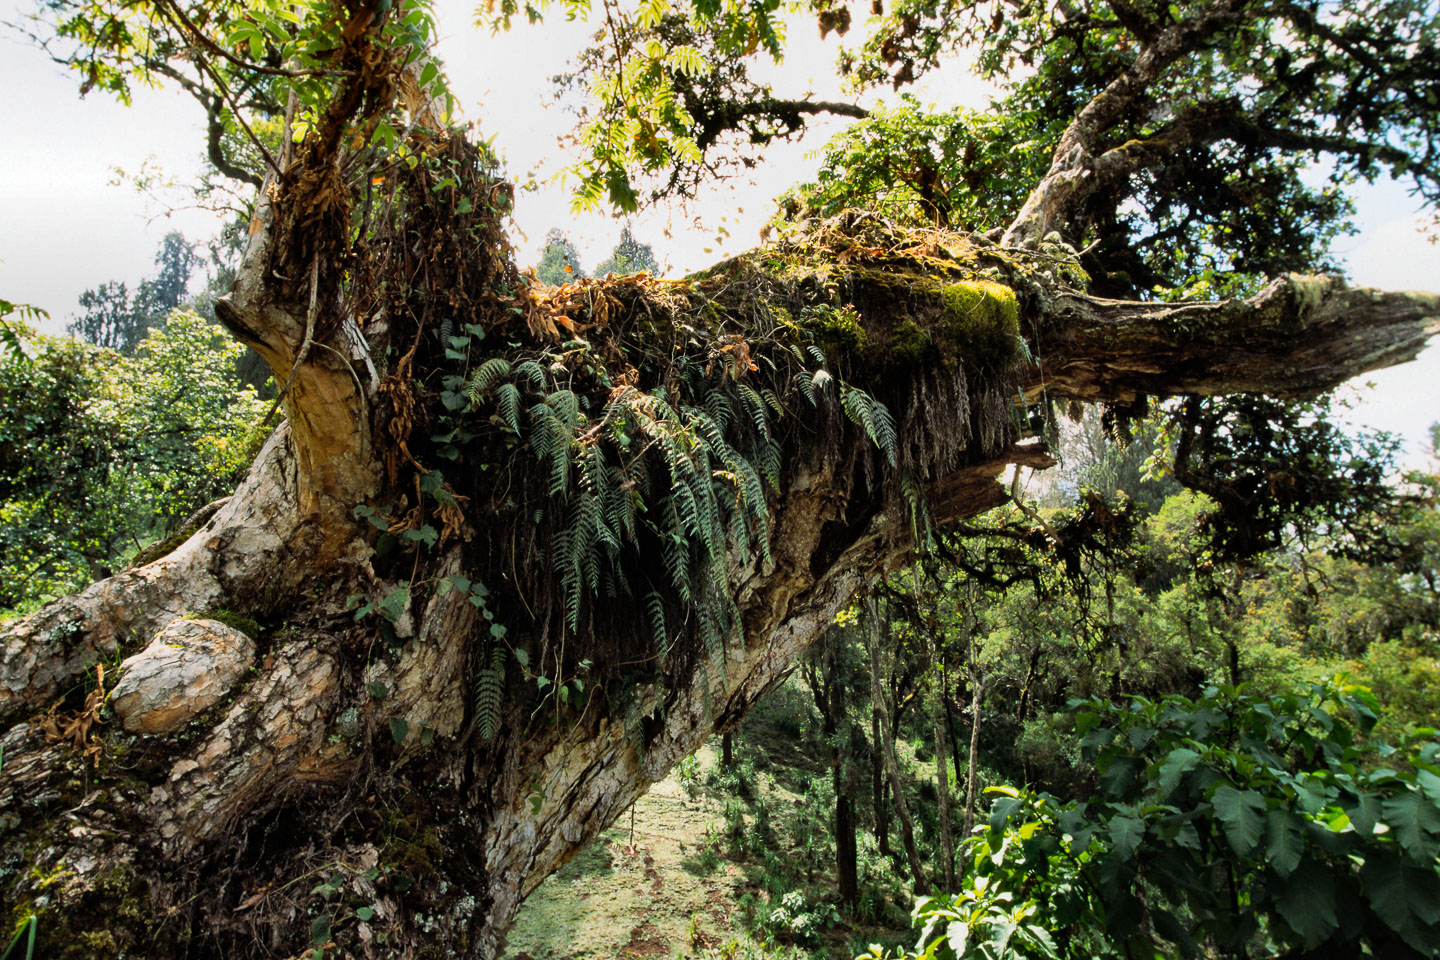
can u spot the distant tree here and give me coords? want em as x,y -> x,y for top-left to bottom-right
68,232 -> 203,353
1045,410 -> 1181,513
534,228 -> 586,285
594,225 -> 660,276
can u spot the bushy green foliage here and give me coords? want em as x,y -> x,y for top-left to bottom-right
0,313 -> 266,614
880,680 -> 1440,959
67,232 -> 203,354
772,98 -> 1051,233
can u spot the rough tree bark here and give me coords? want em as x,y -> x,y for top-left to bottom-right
2,18 -> 1438,959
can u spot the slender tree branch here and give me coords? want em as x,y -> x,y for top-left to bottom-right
153,0 -> 354,79
1003,0 -> 1250,245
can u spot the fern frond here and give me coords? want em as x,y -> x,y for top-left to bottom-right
527,402 -> 557,461
842,386 -> 898,466
737,384 -> 771,439
1012,334 -> 1035,367
547,389 -> 581,427
466,358 -> 512,402
496,382 -> 522,433
529,401 -> 575,495
605,470 -> 639,542
704,389 -> 734,431
474,645 -> 505,739
758,438 -> 782,493
795,370 -> 816,406
645,591 -> 668,655
902,471 -> 935,553
869,392 -> 899,466
662,508 -> 692,603
514,359 -> 548,390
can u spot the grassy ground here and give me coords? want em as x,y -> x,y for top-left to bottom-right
502,686 -> 919,960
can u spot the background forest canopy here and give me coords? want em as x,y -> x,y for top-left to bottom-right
1,0 -> 1439,957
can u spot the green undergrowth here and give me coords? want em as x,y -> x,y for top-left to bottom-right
503,678 -> 954,960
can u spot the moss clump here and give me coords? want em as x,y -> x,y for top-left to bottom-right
890,318 -> 930,364
865,278 -> 1021,370
939,279 -> 1019,342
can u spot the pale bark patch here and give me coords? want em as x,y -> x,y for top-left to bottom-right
110,618 -> 257,734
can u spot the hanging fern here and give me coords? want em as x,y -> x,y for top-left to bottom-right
451,290 -> 924,682
474,644 -> 506,740
902,471 -> 935,553
737,384 -> 772,439
645,591 -> 669,660
795,370 -> 816,406
841,385 -> 898,467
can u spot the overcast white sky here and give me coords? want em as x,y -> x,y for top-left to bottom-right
1,0 -> 1436,459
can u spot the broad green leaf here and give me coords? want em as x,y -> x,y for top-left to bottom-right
987,919 -> 1016,955
1099,755 -> 1141,798
1272,861 -> 1338,948
1417,768 -> 1440,805
1108,815 -> 1145,859
389,717 -> 409,744
1347,793 -> 1382,837
945,920 -> 968,956
1382,790 -> 1440,862
989,796 -> 1023,832
1361,851 -> 1440,951
1127,725 -> 1156,750
1212,785 -> 1266,856
1157,747 -> 1201,798
1265,808 -> 1304,878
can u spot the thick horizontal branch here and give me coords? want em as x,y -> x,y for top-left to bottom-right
1026,274 -> 1440,403
929,441 -> 1058,525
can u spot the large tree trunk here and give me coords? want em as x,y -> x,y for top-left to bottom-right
1,42 -> 1436,955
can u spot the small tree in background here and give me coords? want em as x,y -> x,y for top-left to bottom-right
534,227 -> 587,285
595,224 -> 660,276
67,232 -> 203,353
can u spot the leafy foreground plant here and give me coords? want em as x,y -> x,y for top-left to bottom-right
869,680 -> 1440,959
